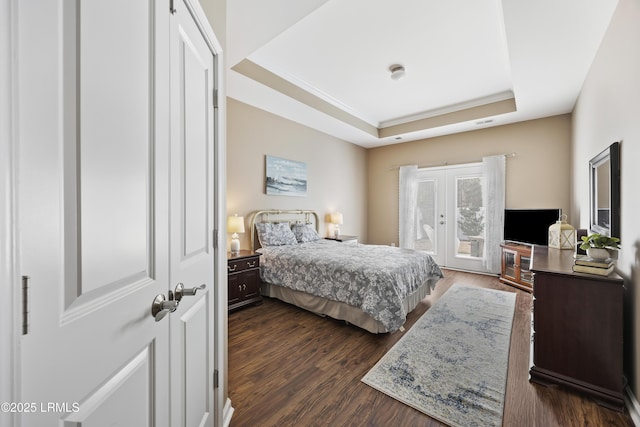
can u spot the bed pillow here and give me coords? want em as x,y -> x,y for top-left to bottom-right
255,222 -> 298,246
291,223 -> 321,243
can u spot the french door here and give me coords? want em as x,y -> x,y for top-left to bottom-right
415,164 -> 486,272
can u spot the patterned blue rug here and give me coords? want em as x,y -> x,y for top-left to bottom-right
362,283 -> 516,427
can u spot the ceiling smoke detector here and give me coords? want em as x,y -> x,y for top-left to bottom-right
389,64 -> 406,81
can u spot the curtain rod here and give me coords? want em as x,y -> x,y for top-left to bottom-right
388,152 -> 516,171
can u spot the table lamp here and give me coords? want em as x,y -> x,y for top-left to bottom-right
227,214 -> 245,253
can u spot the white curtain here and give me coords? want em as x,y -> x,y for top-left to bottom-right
482,155 -> 506,273
399,165 -> 418,249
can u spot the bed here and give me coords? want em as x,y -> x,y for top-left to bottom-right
250,210 -> 443,333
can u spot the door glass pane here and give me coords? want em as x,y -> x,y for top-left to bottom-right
455,176 -> 484,258
521,255 -> 532,283
504,251 -> 516,278
415,180 -> 436,253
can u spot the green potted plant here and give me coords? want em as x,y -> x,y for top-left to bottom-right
580,233 -> 621,260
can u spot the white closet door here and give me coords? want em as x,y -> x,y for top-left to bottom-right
18,1 -> 172,426
169,0 -> 217,425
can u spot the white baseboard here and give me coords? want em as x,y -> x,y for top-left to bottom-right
626,386 -> 640,426
222,398 -> 235,427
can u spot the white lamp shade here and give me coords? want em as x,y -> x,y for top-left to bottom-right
330,212 -> 343,225
227,215 -> 245,234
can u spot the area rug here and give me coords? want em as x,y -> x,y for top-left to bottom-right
362,283 -> 516,427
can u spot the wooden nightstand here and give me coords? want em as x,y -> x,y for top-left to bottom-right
325,235 -> 358,244
227,250 -> 263,311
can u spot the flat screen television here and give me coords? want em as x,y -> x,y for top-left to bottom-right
504,209 -> 561,246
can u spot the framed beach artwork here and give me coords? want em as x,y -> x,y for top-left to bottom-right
265,155 -> 307,197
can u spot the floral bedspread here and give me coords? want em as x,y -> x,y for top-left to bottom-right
258,240 -> 443,332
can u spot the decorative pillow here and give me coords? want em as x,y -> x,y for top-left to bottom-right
255,222 -> 298,246
291,223 -> 321,243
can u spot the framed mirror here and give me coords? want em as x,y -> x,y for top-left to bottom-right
589,141 -> 620,237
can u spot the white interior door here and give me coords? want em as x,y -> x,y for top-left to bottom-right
17,1 -> 172,425
14,1 -> 222,425
169,1 -> 217,425
416,164 -> 486,272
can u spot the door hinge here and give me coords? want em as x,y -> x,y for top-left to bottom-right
213,369 -> 219,389
22,276 -> 30,335
213,229 -> 218,249
213,89 -> 218,109
169,0 -> 177,14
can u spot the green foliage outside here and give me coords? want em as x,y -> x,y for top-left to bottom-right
457,177 -> 484,238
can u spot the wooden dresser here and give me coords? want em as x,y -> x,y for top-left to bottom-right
529,245 -> 625,411
227,250 -> 263,311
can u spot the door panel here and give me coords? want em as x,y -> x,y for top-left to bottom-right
180,298 -> 210,427
62,0 -> 155,309
18,1 -> 170,425
182,37 -> 210,258
77,0 -> 152,293
62,346 -> 154,426
169,1 -> 216,425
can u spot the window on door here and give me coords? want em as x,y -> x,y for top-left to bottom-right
456,175 -> 485,259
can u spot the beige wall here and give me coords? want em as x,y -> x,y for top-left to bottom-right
227,99 -> 368,250
572,0 -> 640,401
367,115 -> 572,245
200,0 -> 226,49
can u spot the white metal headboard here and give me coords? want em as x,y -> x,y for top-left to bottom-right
250,209 -> 320,251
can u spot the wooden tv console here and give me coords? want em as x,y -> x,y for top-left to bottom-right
500,242 -> 533,292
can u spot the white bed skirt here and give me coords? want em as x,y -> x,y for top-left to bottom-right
261,278 -> 438,333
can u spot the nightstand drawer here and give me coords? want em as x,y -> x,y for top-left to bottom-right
227,256 -> 260,273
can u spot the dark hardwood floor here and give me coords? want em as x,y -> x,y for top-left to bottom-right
228,269 -> 634,426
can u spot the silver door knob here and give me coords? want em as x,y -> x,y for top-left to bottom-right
174,283 -> 206,302
151,294 -> 179,322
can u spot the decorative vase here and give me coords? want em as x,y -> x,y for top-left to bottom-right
586,247 -> 610,260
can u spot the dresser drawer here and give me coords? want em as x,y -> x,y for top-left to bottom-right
227,256 -> 260,273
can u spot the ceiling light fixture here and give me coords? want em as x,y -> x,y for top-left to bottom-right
389,64 -> 406,81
